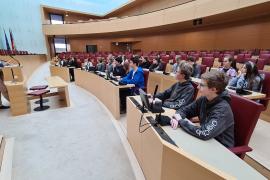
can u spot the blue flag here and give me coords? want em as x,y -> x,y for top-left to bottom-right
4,29 -> 10,50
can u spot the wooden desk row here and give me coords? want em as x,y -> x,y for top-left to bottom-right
127,96 -> 266,180
74,69 -> 134,120
50,66 -> 70,82
4,76 -> 70,116
147,71 -> 266,100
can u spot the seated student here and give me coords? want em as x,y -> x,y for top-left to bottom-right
96,58 -> 106,72
106,57 -> 114,74
155,58 -> 166,71
112,57 -> 126,78
229,61 -> 263,92
119,57 -> 145,112
219,56 -> 237,79
59,58 -> 67,67
149,58 -> 159,71
186,56 -> 201,78
123,60 -> 130,76
172,56 -> 182,73
0,70 -> 10,109
83,59 -> 93,71
153,62 -> 195,109
67,57 -> 76,67
170,71 -> 234,148
139,56 -> 151,69
119,56 -> 145,92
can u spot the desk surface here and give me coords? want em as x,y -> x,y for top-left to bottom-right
227,87 -> 266,100
132,96 -> 265,180
4,80 -> 25,87
151,72 -> 266,100
46,76 -> 68,88
94,71 -> 135,88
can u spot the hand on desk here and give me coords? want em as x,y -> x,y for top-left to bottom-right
170,118 -> 179,129
170,113 -> 182,130
116,76 -> 121,81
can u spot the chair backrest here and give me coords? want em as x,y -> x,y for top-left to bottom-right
200,64 -> 207,76
236,54 -> 245,63
256,58 -> 265,70
190,81 -> 198,101
259,54 -> 270,65
230,94 -> 263,149
259,70 -> 270,110
143,70 -> 149,93
244,53 -> 252,59
180,54 -> 187,60
202,57 -> 214,68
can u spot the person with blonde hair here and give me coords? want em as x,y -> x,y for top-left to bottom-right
153,62 -> 195,109
171,71 -> 234,148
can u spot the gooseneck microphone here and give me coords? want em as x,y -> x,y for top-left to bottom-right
151,85 -> 159,109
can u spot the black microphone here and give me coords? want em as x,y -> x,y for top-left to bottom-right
11,68 -> 15,82
151,85 -> 159,109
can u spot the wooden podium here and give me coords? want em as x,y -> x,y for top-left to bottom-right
4,80 -> 29,116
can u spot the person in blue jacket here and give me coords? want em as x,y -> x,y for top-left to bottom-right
119,56 -> 145,113
120,56 -> 145,93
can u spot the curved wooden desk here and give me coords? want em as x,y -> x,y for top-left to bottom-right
127,96 -> 266,180
74,69 -> 134,120
147,71 -> 266,100
50,66 -> 70,82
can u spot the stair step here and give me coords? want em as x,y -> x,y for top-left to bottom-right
0,138 -> 15,180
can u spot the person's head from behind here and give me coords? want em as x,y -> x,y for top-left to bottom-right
141,56 -> 147,63
153,59 -> 158,64
123,61 -> 130,72
175,62 -> 193,82
187,56 -> 195,65
223,56 -> 236,70
130,56 -> 140,69
200,71 -> 228,100
114,57 -> 123,66
175,56 -> 181,64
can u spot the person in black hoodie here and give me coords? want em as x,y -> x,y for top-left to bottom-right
139,56 -> 151,69
149,58 -> 159,71
112,57 -> 126,78
153,62 -> 195,110
171,71 -> 235,148
187,56 -> 201,78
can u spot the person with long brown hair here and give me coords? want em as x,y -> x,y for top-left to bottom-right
229,61 -> 263,92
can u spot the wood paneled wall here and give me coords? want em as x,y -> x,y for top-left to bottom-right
69,17 -> 270,52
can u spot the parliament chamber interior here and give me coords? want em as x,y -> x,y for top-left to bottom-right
1,0 -> 270,179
